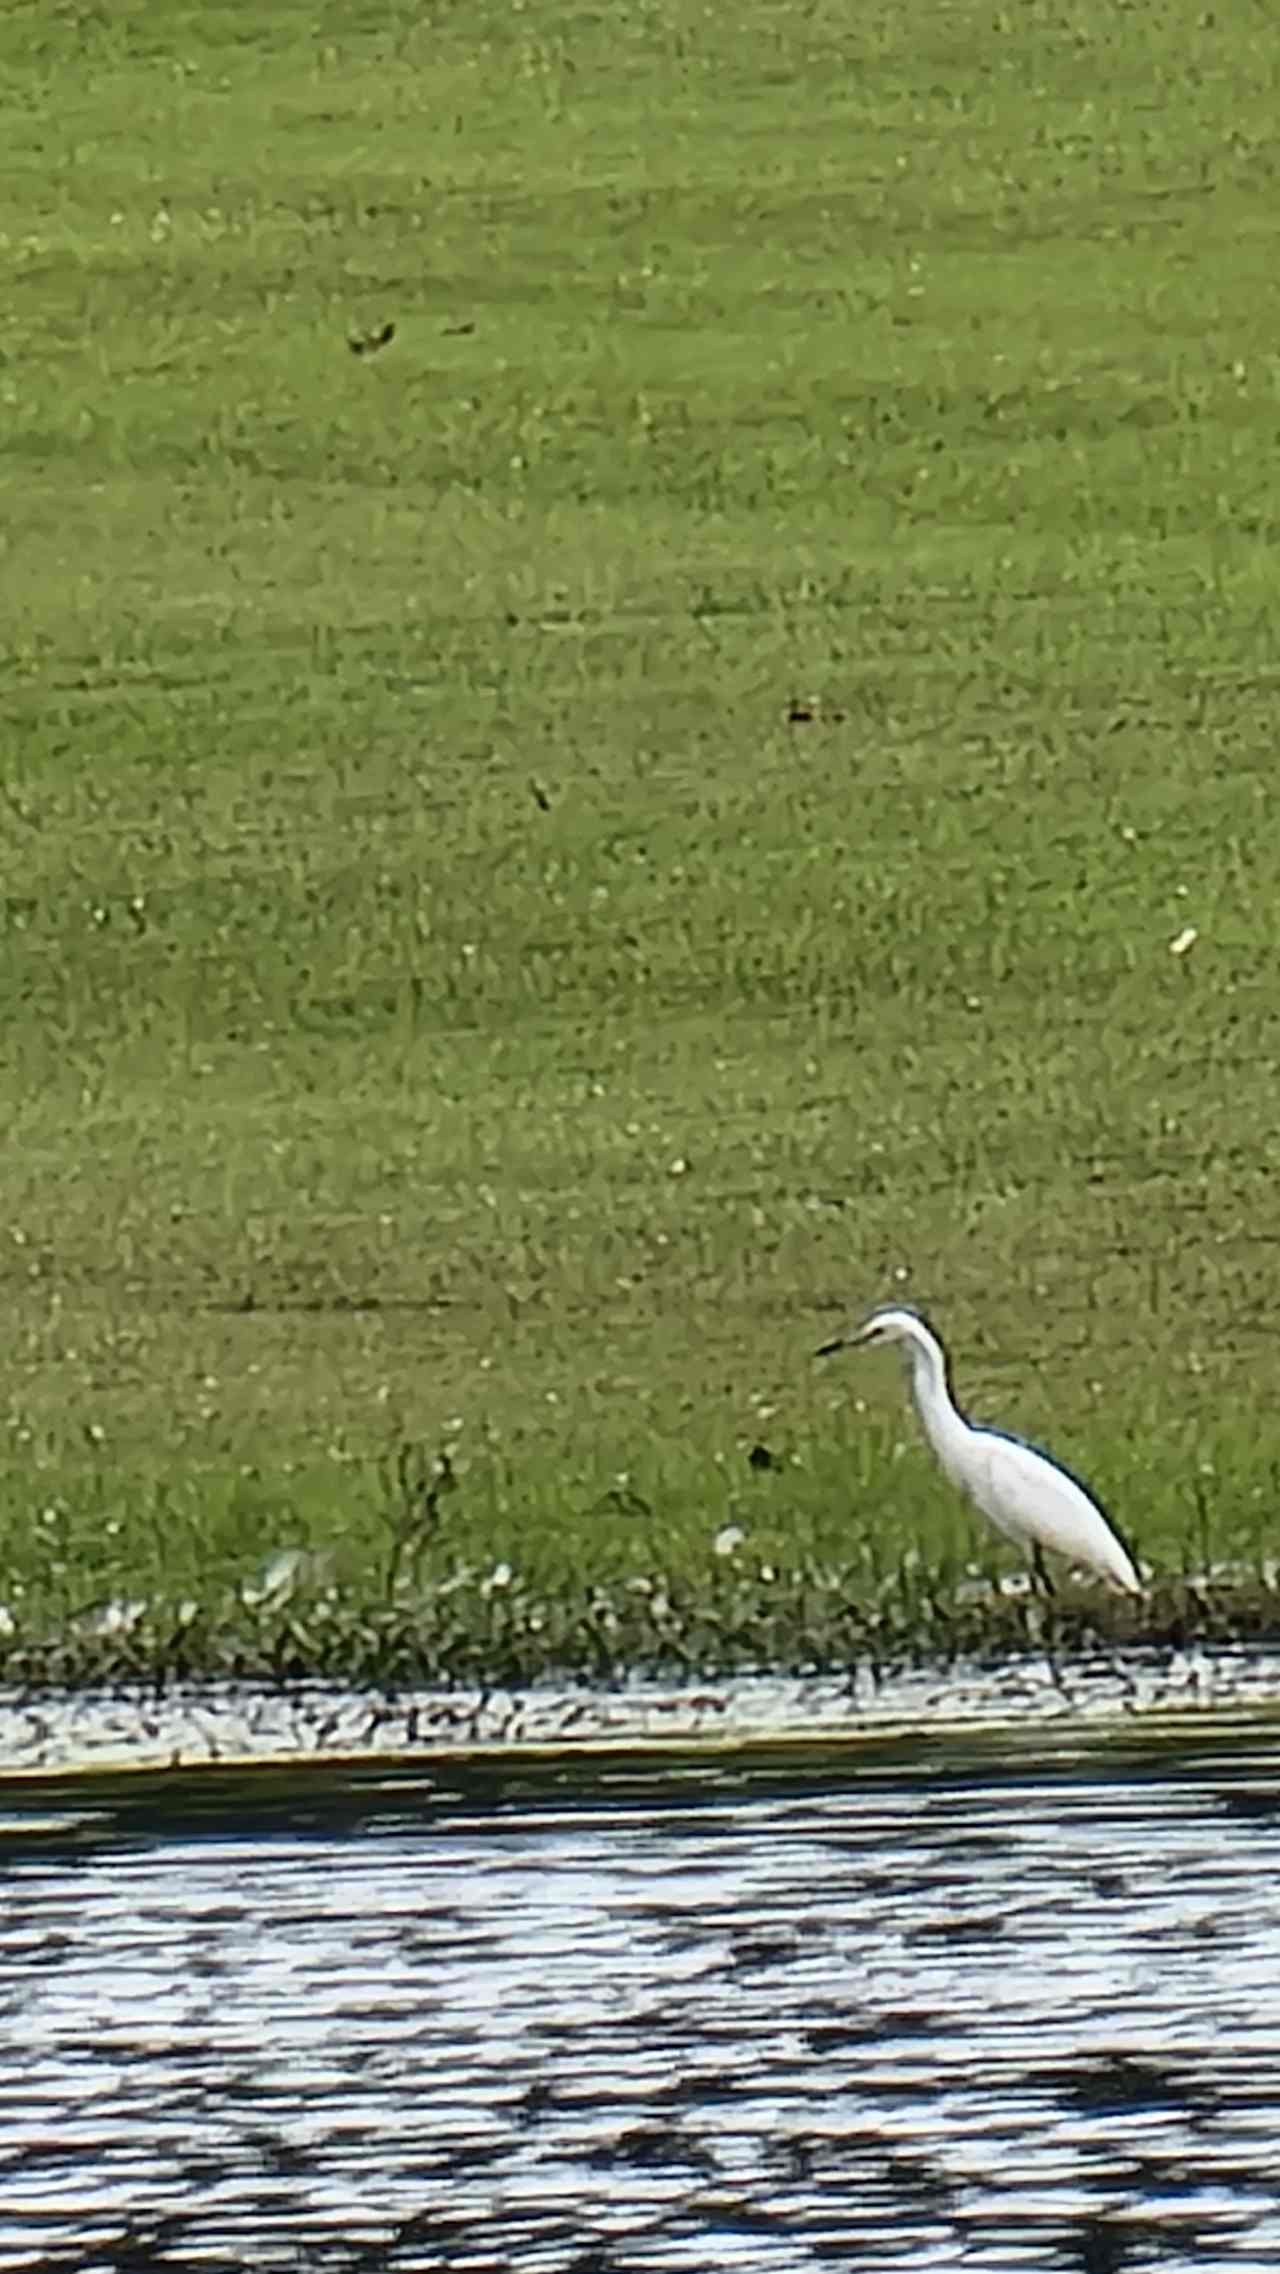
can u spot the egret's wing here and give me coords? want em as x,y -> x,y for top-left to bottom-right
967,1429 -> 1138,1591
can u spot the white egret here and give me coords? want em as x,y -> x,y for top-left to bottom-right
817,1306 -> 1142,1596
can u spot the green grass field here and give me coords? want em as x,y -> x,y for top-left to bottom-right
3,0 -> 1280,1684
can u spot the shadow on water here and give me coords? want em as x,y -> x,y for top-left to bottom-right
3,1716 -> 1280,2272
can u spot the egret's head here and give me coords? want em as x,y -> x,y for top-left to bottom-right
815,1305 -> 931,1359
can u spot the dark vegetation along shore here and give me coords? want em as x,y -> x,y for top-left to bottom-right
3,1 -> 1279,1689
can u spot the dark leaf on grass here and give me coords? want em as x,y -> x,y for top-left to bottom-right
349,320 -> 396,356
786,696 -> 847,724
591,1486 -> 652,1519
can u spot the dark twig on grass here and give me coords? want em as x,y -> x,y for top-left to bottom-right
378,1441 -> 457,1601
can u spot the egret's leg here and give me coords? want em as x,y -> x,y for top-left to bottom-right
1024,1545 -> 1069,1697
1030,1543 -> 1056,1598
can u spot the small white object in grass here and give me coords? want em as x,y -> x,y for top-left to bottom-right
1169,925 -> 1198,957
90,1597 -> 148,1637
817,1306 -> 1143,1596
997,1570 -> 1034,1597
713,1524 -> 745,1558
242,1548 -> 307,1608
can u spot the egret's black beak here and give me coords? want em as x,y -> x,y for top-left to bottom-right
815,1336 -> 847,1358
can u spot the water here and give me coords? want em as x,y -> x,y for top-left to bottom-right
4,1701 -> 1280,2272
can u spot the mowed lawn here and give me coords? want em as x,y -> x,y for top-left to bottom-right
2,0 -> 1279,1676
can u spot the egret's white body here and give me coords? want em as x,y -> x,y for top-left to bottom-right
819,1306 -> 1141,1596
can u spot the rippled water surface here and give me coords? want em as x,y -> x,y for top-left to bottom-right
5,1710 -> 1280,2271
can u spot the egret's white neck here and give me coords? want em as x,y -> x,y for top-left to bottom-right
899,1326 -> 968,1464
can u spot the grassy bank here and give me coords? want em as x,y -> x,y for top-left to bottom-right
2,0 -> 1280,1686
